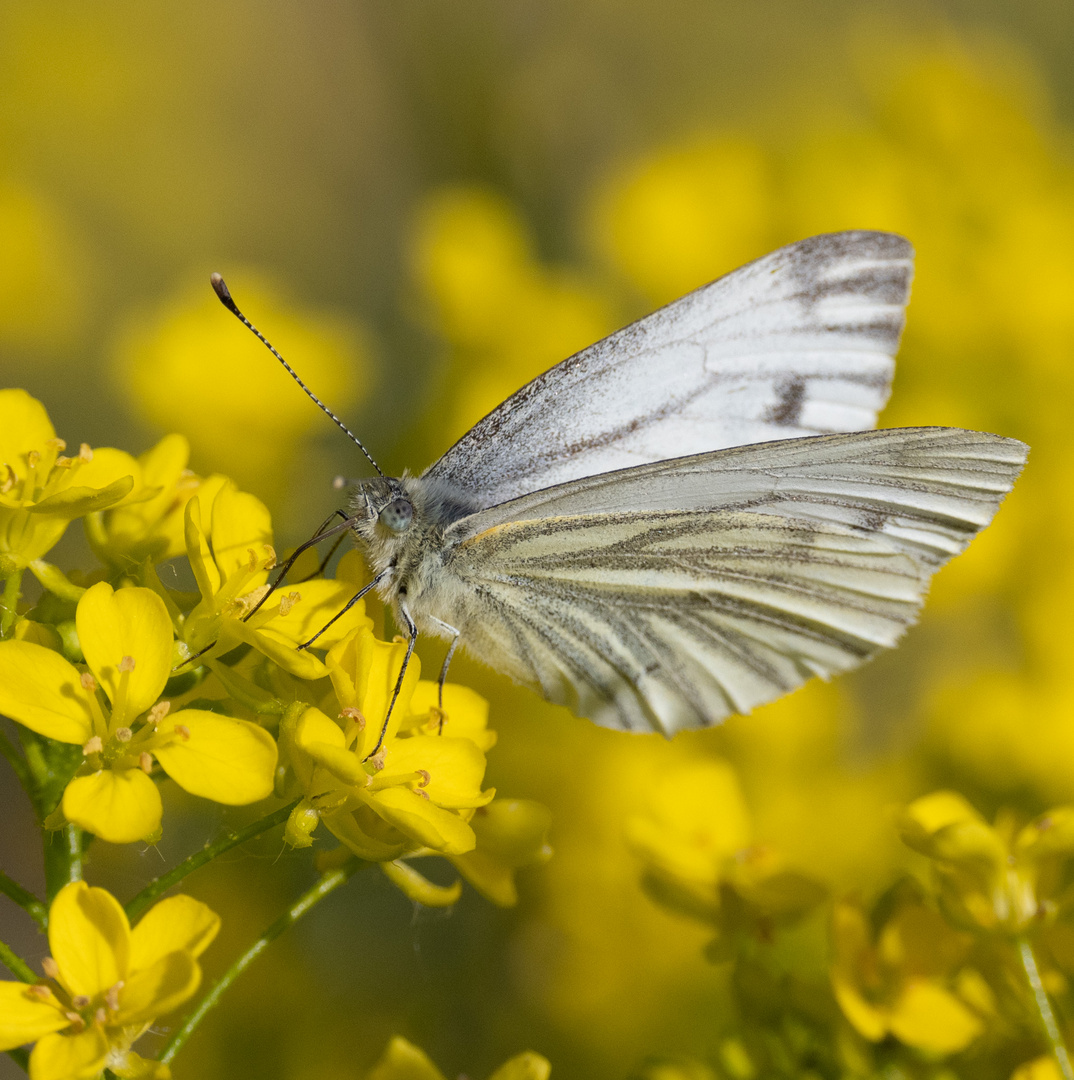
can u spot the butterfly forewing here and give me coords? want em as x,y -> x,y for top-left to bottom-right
435,428 -> 1027,734
424,231 -> 914,509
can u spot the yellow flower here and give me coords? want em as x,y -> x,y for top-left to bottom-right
0,581 -> 277,843
830,891 -> 984,1055
1012,1058 -> 1066,1080
177,478 -> 368,680
0,389 -> 134,576
625,760 -> 825,944
367,1036 -> 549,1080
897,791 -> 1074,935
0,881 -> 218,1080
283,625 -> 494,865
83,434 -> 201,569
449,799 -> 553,908
276,624 -> 544,908
410,186 -> 616,448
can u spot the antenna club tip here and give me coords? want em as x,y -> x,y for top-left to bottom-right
209,272 -> 236,309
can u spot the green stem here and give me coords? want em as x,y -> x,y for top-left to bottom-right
0,871 -> 48,929
157,858 -> 363,1065
0,571 -> 20,638
43,823 -> 83,904
0,726 -> 31,791
125,800 -> 299,922
1019,937 -> 1074,1080
0,937 -> 37,982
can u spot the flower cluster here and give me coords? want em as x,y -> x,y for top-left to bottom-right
625,759 -> 826,955
280,622 -> 552,906
0,882 -> 218,1080
1,388 -> 548,885
0,388 -> 553,1079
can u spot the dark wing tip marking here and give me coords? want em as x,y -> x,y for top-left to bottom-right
765,375 -> 807,426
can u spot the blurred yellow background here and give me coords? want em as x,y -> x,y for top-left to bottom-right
2,2 -> 1074,1078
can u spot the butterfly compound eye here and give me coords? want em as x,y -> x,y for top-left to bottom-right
379,498 -> 414,533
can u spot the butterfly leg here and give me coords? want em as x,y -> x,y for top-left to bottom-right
426,616 -> 461,727
365,600 -> 417,759
297,568 -> 391,650
244,510 -> 358,622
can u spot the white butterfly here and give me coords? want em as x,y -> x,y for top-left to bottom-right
215,231 -> 1027,745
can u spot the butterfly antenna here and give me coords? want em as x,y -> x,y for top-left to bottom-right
210,273 -> 385,477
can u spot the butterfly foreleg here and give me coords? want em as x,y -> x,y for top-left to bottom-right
297,567 -> 391,650
365,600 -> 417,759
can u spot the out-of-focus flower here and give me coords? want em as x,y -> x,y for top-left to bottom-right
0,881 -> 218,1080
449,798 -> 553,907
0,582 -> 277,843
410,186 -> 616,447
366,1036 -> 549,1080
176,478 -> 368,680
84,433 -> 201,570
897,791 -> 1074,935
0,183 -> 89,352
111,276 -> 368,495
0,389 -> 133,577
588,139 -> 774,306
626,760 -> 825,950
829,889 -> 984,1054
1012,1057 -> 1066,1080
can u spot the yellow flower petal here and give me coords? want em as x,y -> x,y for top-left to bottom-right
183,491 -> 220,598
260,578 -> 372,649
0,983 -> 68,1052
294,707 -> 346,751
153,710 -> 277,804
0,389 -> 55,478
48,881 -> 130,998
304,741 -> 368,786
380,736 -> 493,809
231,622 -> 328,679
326,624 -> 372,710
408,681 -> 491,747
76,583 -> 173,720
368,787 -> 476,855
29,1026 -> 109,1080
29,476 -> 134,518
62,768 -> 163,845
380,860 -> 463,907
489,1052 -> 552,1080
0,640 -> 93,743
107,1047 -> 173,1079
63,447 -> 139,498
114,949 -> 201,1026
130,895 -> 220,969
323,808 -> 408,862
889,978 -> 984,1053
0,512 -> 69,566
354,636 -> 420,758
367,1036 -> 447,1080
208,482 -> 272,582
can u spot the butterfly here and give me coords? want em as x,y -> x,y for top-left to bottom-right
213,230 -> 1027,748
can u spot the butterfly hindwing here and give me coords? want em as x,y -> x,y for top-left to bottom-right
434,428 -> 1027,733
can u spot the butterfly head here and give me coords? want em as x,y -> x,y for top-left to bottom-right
348,477 -> 415,537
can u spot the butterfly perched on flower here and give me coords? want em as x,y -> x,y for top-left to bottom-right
214,231 -> 1027,740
